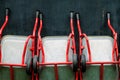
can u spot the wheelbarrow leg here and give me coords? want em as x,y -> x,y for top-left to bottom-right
54,64 -> 59,80
36,74 -> 39,80
75,72 -> 78,80
100,64 -> 104,80
80,71 -> 83,80
10,66 -> 14,80
32,71 -> 34,80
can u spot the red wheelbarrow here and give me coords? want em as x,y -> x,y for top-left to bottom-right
0,9 -> 39,80
33,12 -> 78,80
76,12 -> 119,80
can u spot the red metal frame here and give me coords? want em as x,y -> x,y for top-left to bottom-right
36,14 -> 78,80
0,15 -> 8,39
0,12 -> 9,62
77,13 -> 119,80
0,11 -> 39,80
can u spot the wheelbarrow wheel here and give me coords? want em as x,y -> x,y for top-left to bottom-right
26,57 -> 32,75
73,54 -> 78,72
117,54 -> 120,71
33,55 -> 38,74
81,54 -> 86,72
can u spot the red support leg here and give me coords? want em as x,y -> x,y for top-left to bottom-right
32,71 -> 34,80
54,64 -> 59,80
10,66 -> 14,80
80,71 -> 83,80
36,74 -> 39,80
75,72 -> 78,80
100,64 -> 104,80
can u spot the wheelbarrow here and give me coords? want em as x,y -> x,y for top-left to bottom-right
76,12 -> 119,80
33,12 -> 78,80
0,9 -> 40,80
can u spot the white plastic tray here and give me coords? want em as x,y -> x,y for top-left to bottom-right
82,36 -> 114,63
40,36 -> 73,64
1,35 -> 32,65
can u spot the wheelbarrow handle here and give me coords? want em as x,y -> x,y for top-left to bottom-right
76,13 -> 80,20
107,12 -> 110,20
6,8 -> 9,16
40,13 -> 42,20
70,11 -> 74,19
36,10 -> 40,18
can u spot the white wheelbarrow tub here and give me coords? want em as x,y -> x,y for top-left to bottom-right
82,36 -> 118,80
0,35 -> 32,80
38,36 -> 75,80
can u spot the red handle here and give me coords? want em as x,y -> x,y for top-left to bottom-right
0,8 -> 9,39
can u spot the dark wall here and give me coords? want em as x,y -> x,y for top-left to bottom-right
0,0 -> 120,50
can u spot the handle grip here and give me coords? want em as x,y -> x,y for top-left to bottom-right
6,8 -> 9,16
107,12 -> 110,19
36,10 -> 39,18
40,13 -> 42,20
70,11 -> 74,19
76,13 -> 80,20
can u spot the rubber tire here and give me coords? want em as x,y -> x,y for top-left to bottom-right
117,54 -> 120,60
73,54 -> 78,72
26,57 -> 32,75
81,54 -> 86,72
33,55 -> 38,74
117,54 -> 120,71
